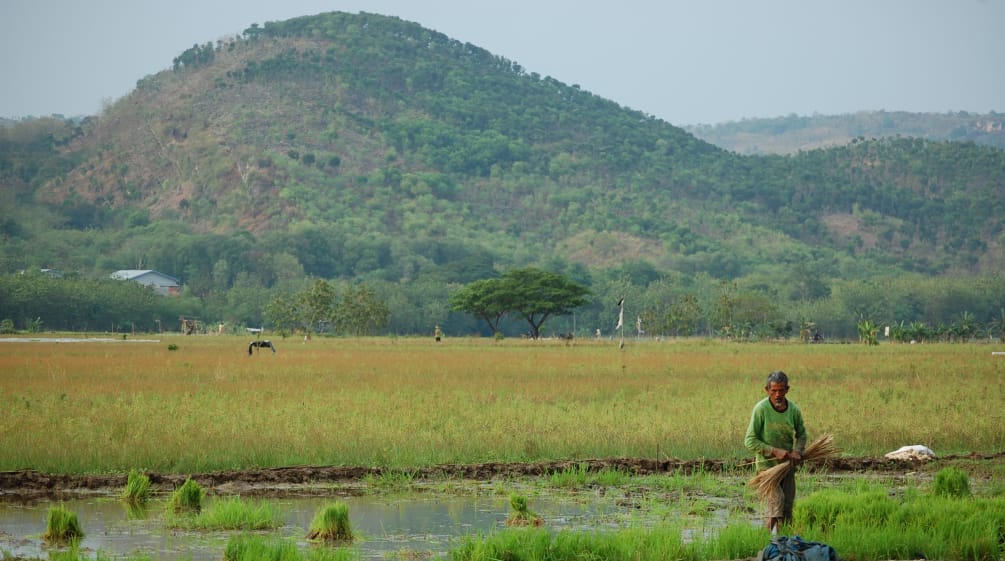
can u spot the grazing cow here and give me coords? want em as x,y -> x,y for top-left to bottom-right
248,340 -> 276,355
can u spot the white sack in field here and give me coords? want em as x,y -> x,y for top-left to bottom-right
884,444 -> 935,461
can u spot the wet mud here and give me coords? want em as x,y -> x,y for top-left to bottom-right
3,453 -> 1001,500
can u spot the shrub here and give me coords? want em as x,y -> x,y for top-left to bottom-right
933,467 -> 971,498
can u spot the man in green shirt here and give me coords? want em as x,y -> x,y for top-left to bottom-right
745,371 -> 808,534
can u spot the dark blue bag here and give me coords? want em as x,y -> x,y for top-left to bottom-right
757,535 -> 838,561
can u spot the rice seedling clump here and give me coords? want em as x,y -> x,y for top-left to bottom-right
933,466 -> 970,498
121,468 -> 151,504
43,504 -> 84,543
306,502 -> 354,542
505,493 -> 543,527
169,477 -> 205,513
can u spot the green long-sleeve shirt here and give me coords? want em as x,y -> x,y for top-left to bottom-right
744,397 -> 808,470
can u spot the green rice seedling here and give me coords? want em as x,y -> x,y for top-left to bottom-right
505,493 -> 543,527
450,528 -> 549,561
224,533 -> 301,561
363,469 -> 416,492
451,525 -> 705,561
688,522 -> 767,560
933,466 -> 971,498
547,463 -> 590,488
224,533 -> 359,561
593,467 -> 632,487
794,484 -> 1005,561
50,547 -> 153,561
43,504 -> 85,543
643,468 -> 691,493
649,465 -> 737,497
167,496 -> 282,530
168,477 -> 204,513
306,502 -> 354,542
121,468 -> 151,504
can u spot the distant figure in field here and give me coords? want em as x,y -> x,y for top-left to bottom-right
248,340 -> 276,355
434,325 -> 443,342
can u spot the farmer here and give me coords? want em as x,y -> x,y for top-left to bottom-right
744,370 -> 807,534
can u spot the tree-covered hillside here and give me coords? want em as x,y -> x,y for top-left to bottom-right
2,11 -> 1004,337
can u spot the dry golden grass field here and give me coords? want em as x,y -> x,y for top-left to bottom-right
1,334 -> 1003,475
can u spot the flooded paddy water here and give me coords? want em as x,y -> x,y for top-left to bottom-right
0,475 -> 740,561
1,455 -> 998,561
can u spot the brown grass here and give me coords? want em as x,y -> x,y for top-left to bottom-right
748,434 -> 840,502
0,336 -> 1001,474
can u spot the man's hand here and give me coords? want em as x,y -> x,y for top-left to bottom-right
770,447 -> 788,461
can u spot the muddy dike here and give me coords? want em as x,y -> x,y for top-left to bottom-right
3,454 -> 1000,499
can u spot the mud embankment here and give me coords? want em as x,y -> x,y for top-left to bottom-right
2,453 -> 1001,499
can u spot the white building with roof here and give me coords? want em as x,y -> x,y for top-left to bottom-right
110,270 -> 182,296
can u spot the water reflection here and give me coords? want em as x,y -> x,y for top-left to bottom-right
0,492 -> 613,560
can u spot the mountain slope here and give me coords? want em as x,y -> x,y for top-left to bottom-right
685,111 -> 1005,155
7,11 -> 1005,285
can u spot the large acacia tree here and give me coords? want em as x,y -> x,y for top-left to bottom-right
450,267 -> 590,338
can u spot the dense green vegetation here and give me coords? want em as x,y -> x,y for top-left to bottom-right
3,270 -> 1004,340
1,11 -> 1003,338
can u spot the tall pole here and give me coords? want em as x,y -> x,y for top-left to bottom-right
618,297 -> 625,349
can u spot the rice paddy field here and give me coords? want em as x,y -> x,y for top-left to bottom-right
1,334 -> 1003,475
2,335 -> 1005,561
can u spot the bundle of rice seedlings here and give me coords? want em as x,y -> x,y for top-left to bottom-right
306,502 -> 354,542
43,504 -> 84,543
505,493 -> 544,527
121,469 -> 151,504
169,477 -> 204,514
748,434 -> 839,502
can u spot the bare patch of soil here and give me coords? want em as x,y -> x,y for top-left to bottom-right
2,453 -> 1001,500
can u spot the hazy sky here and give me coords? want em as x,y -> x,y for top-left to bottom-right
2,0 -> 1003,125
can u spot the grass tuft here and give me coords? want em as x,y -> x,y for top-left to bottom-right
547,463 -> 590,488
43,504 -> 85,543
505,493 -> 543,527
306,502 -> 354,542
168,477 -> 204,514
224,533 -> 358,561
795,483 -> 1005,561
121,468 -> 151,504
363,469 -> 416,492
933,466 -> 971,498
167,496 -> 283,530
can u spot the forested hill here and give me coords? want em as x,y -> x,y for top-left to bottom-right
2,10 -> 1005,296
685,111 -> 1005,155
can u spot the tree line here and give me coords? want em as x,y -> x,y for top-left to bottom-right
2,269 -> 1004,343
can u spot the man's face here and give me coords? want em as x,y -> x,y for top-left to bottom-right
766,381 -> 789,409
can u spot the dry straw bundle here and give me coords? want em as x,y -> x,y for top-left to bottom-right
747,434 -> 839,502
